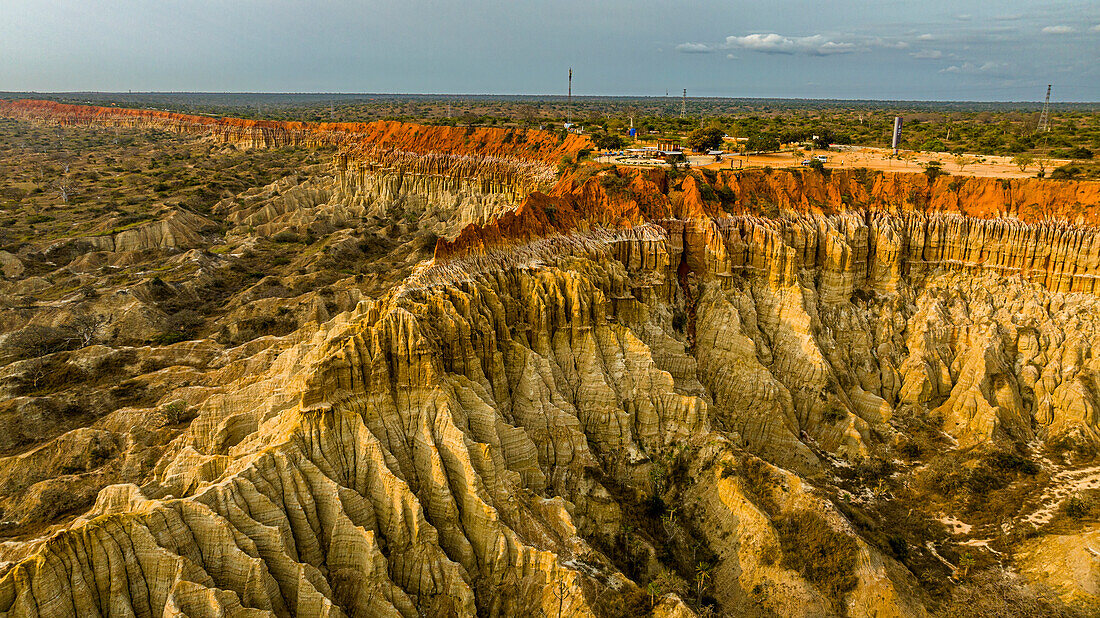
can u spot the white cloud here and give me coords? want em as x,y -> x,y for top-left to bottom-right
911,49 -> 943,59
871,37 -> 909,49
722,33 -> 862,56
1042,25 -> 1075,34
917,33 -> 936,41
725,53 -> 738,60
956,14 -> 972,21
675,42 -> 713,53
1091,24 -> 1100,32
941,61 -> 1008,75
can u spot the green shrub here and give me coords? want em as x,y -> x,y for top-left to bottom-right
821,406 -> 847,424
1050,165 -> 1081,180
938,570 -> 1090,618
887,535 -> 909,561
1061,496 -> 1091,520
599,173 -> 627,192
272,229 -> 300,243
774,510 -> 859,599
965,464 -> 1006,493
985,449 -> 1040,476
643,495 -> 667,518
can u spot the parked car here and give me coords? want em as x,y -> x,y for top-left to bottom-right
814,155 -> 828,162
801,159 -> 812,166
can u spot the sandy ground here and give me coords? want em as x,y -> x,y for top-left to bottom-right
1019,464 -> 1100,529
709,147 -> 1071,179
598,145 -> 1071,180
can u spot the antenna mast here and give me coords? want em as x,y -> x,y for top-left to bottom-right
1036,84 -> 1052,133
567,68 -> 573,125
681,89 -> 687,118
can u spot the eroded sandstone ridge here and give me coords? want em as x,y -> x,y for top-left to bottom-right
2,101 -> 1100,616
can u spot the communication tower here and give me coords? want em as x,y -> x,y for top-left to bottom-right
1036,84 -> 1052,133
567,68 -> 573,125
891,117 -> 904,155
681,89 -> 687,118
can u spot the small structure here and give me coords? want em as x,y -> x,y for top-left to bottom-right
657,139 -> 682,152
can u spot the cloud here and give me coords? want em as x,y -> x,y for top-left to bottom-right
940,61 -> 1009,76
917,33 -> 936,41
1091,24 -> 1100,32
722,33 -> 862,56
675,42 -> 713,53
955,14 -> 972,21
910,49 -> 943,59
870,37 -> 909,49
1042,25 -> 1075,34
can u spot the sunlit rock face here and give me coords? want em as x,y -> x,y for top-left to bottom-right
1,100 -> 1100,616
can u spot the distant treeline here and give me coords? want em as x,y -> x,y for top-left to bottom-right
4,92 -> 1097,160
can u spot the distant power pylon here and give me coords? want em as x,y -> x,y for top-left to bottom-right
1036,84 -> 1052,133
681,89 -> 687,118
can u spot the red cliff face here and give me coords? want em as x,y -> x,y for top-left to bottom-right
713,167 -> 1100,224
433,165 -> 1100,260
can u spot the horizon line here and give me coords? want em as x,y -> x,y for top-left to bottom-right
2,91 -> 1097,105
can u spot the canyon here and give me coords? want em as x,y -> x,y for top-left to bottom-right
1,99 -> 1099,616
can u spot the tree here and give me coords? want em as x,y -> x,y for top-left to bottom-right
592,131 -> 625,151
954,154 -> 976,172
68,312 -> 110,348
922,160 -> 946,182
55,163 -> 76,204
1012,153 -> 1034,172
2,314 -> 108,361
688,126 -> 725,153
1070,147 -> 1094,160
161,400 -> 189,425
3,325 -> 73,360
1036,158 -> 1050,178
551,578 -> 570,618
518,105 -> 538,127
646,581 -> 662,609
695,561 -> 713,607
745,133 -> 780,153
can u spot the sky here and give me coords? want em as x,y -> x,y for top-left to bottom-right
2,1 -> 1098,101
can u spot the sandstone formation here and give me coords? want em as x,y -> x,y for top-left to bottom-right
1,101 -> 1099,616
